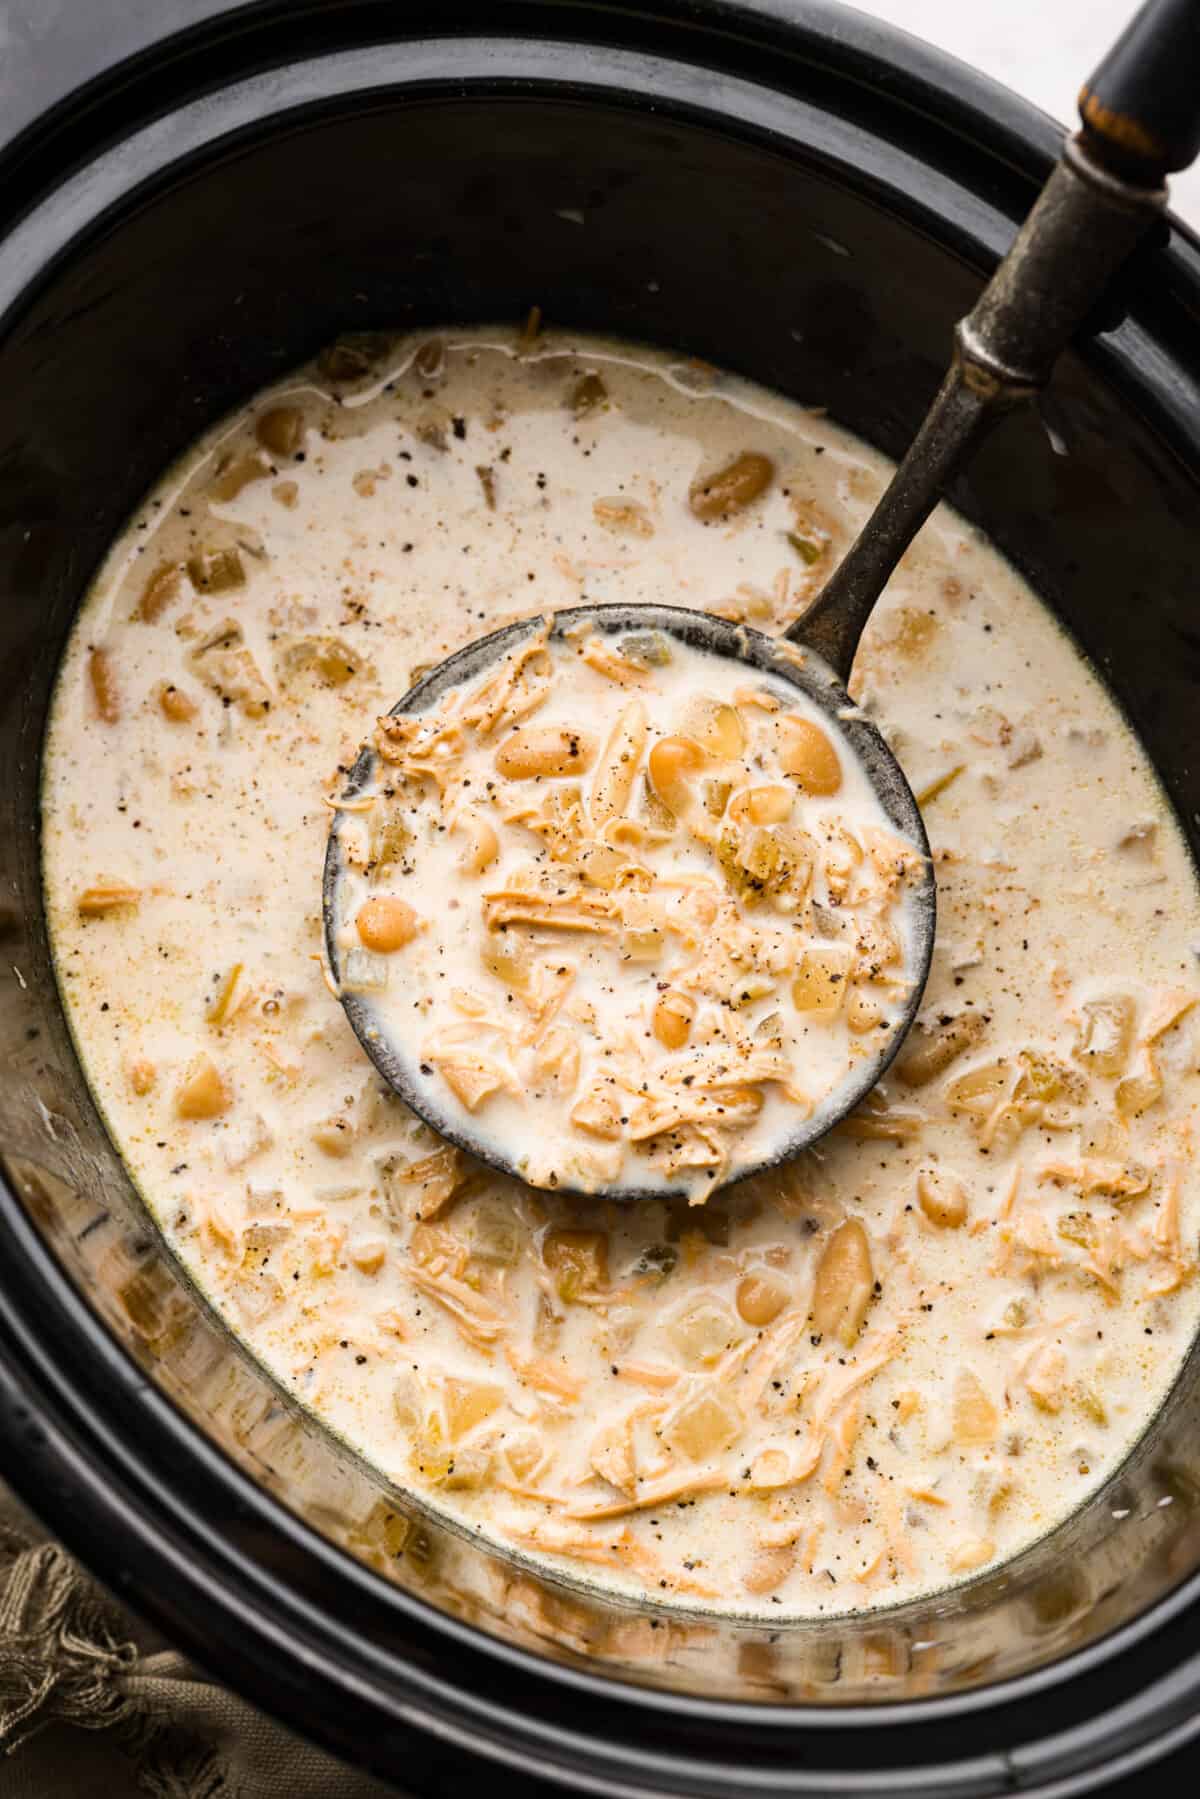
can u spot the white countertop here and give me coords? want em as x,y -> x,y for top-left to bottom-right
855,0 -> 1200,227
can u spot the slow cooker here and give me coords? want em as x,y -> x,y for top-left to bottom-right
2,2 -> 1200,1791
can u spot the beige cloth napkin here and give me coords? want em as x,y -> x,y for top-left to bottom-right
0,1486 -> 398,1798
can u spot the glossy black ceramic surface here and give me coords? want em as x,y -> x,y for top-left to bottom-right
2,4 -> 1200,1793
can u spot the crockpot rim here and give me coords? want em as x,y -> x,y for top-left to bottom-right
0,0 -> 1068,212
4,2 -> 1200,1789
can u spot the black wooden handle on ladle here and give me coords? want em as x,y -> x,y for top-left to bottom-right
794,0 -> 1200,684
1081,0 -> 1200,177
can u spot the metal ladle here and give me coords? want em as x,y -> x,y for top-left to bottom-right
326,0 -> 1200,1197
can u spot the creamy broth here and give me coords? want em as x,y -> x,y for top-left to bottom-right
330,626 -> 923,1200
42,327 -> 1200,1616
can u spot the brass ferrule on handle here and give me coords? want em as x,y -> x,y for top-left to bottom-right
957,134 -> 1165,393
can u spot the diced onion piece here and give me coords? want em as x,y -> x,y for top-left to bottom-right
663,1385 -> 743,1459
1026,1345 -> 1068,1413
896,1011 -> 987,1087
571,1083 -> 624,1140
665,1294 -> 743,1366
1074,995 -> 1133,1076
349,1236 -> 387,1275
1115,1053 -> 1162,1118
175,1054 -> 230,1120
209,449 -> 272,502
952,1370 -> 997,1446
442,1378 -> 505,1439
186,546 -> 245,593
544,1229 -> 609,1300
792,945 -> 852,1014
342,947 -> 390,993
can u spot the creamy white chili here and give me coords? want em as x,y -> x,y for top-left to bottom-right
42,325 -> 1200,1616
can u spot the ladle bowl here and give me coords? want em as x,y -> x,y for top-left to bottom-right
323,600 -> 936,1197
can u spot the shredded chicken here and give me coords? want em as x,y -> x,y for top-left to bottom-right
406,1264 -> 506,1350
563,1462 -> 729,1521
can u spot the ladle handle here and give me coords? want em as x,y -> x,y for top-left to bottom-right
790,0 -> 1200,684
